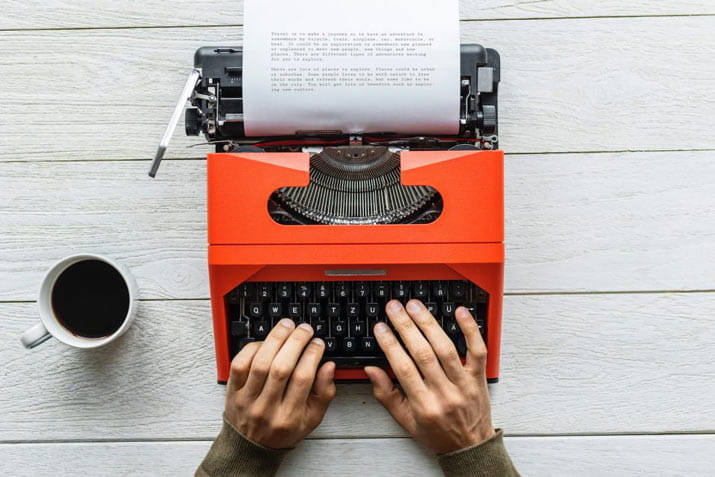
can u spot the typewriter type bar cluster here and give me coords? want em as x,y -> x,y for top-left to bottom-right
225,280 -> 488,367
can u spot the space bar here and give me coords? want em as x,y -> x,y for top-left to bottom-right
323,356 -> 389,367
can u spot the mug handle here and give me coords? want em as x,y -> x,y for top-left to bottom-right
21,322 -> 52,349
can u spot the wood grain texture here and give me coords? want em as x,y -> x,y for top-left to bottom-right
1,1 -> 712,29
2,293 -> 713,441
1,152 -> 713,301
1,16 -> 714,161
1,435 -> 714,477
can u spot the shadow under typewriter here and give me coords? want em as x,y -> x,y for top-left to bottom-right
269,146 -> 442,225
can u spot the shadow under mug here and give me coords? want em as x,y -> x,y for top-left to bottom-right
20,254 -> 138,349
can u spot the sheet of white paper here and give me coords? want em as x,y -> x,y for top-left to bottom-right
242,0 -> 460,137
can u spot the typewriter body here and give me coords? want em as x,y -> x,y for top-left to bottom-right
152,44 -> 503,383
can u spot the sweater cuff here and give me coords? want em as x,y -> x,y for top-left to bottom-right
437,429 -> 519,477
196,414 -> 291,477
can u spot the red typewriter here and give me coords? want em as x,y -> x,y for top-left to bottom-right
151,44 -> 503,383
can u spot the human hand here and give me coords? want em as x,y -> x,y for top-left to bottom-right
224,319 -> 337,449
364,299 -> 495,454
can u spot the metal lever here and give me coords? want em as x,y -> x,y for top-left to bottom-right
149,68 -> 201,177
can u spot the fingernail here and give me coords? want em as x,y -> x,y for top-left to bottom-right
456,307 -> 469,319
406,300 -> 421,312
388,300 -> 402,312
311,337 -> 324,346
375,322 -> 389,334
329,362 -> 335,378
280,318 -> 295,328
299,322 -> 313,331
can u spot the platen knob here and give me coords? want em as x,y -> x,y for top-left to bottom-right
480,104 -> 497,133
185,107 -> 201,136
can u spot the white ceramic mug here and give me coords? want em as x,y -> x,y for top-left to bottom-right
20,254 -> 138,349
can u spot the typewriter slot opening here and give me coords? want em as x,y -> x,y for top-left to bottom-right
267,146 -> 443,225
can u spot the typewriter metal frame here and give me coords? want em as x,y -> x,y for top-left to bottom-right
151,44 -> 503,383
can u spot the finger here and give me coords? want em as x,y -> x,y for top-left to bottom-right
373,321 -> 427,397
260,322 -> 315,400
405,299 -> 465,384
364,366 -> 415,433
385,300 -> 448,386
307,361 -> 337,417
284,337 -> 326,409
456,306 -> 488,378
228,341 -> 261,391
243,318 -> 296,396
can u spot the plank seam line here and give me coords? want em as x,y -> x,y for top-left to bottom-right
2,289 -> 714,305
0,13 -> 713,33
2,148 -> 715,165
2,431 -> 714,445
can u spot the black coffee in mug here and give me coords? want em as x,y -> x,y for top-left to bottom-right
51,259 -> 130,338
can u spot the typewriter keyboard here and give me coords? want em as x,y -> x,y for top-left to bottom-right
225,280 -> 488,367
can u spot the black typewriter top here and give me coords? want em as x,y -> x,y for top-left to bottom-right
150,44 -> 500,178
187,44 -> 500,152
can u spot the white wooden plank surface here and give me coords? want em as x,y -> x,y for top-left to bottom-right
2,435 -> 714,477
2,1 -> 712,29
2,152 -> 713,300
2,16 -> 714,161
2,292 -> 713,441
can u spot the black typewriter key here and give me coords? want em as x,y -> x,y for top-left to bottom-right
238,283 -> 254,298
361,337 -> 376,352
442,302 -> 455,319
366,303 -> 379,318
413,282 -> 428,299
425,302 -> 438,317
278,283 -> 292,299
355,282 -> 369,298
336,282 -> 349,299
444,320 -> 459,337
342,337 -> 357,354
347,303 -> 359,318
351,320 -> 367,337
297,283 -> 311,299
314,320 -> 328,337
253,321 -> 270,338
268,303 -> 283,319
331,320 -> 347,337
432,281 -> 447,298
308,303 -> 321,319
230,321 -> 248,337
288,303 -> 301,319
325,337 -> 337,353
226,290 -> 239,305
374,282 -> 388,299
393,282 -> 408,300
317,283 -> 331,299
451,281 -> 467,299
327,303 -> 340,317
248,303 -> 263,319
258,283 -> 272,299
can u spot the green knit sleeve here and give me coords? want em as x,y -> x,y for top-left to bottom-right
437,429 -> 520,477
195,414 -> 291,477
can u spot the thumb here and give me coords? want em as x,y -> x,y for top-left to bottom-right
364,366 -> 415,432
308,361 -> 337,415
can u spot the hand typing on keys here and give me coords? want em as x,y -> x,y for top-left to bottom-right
364,299 -> 495,454
224,319 -> 336,449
